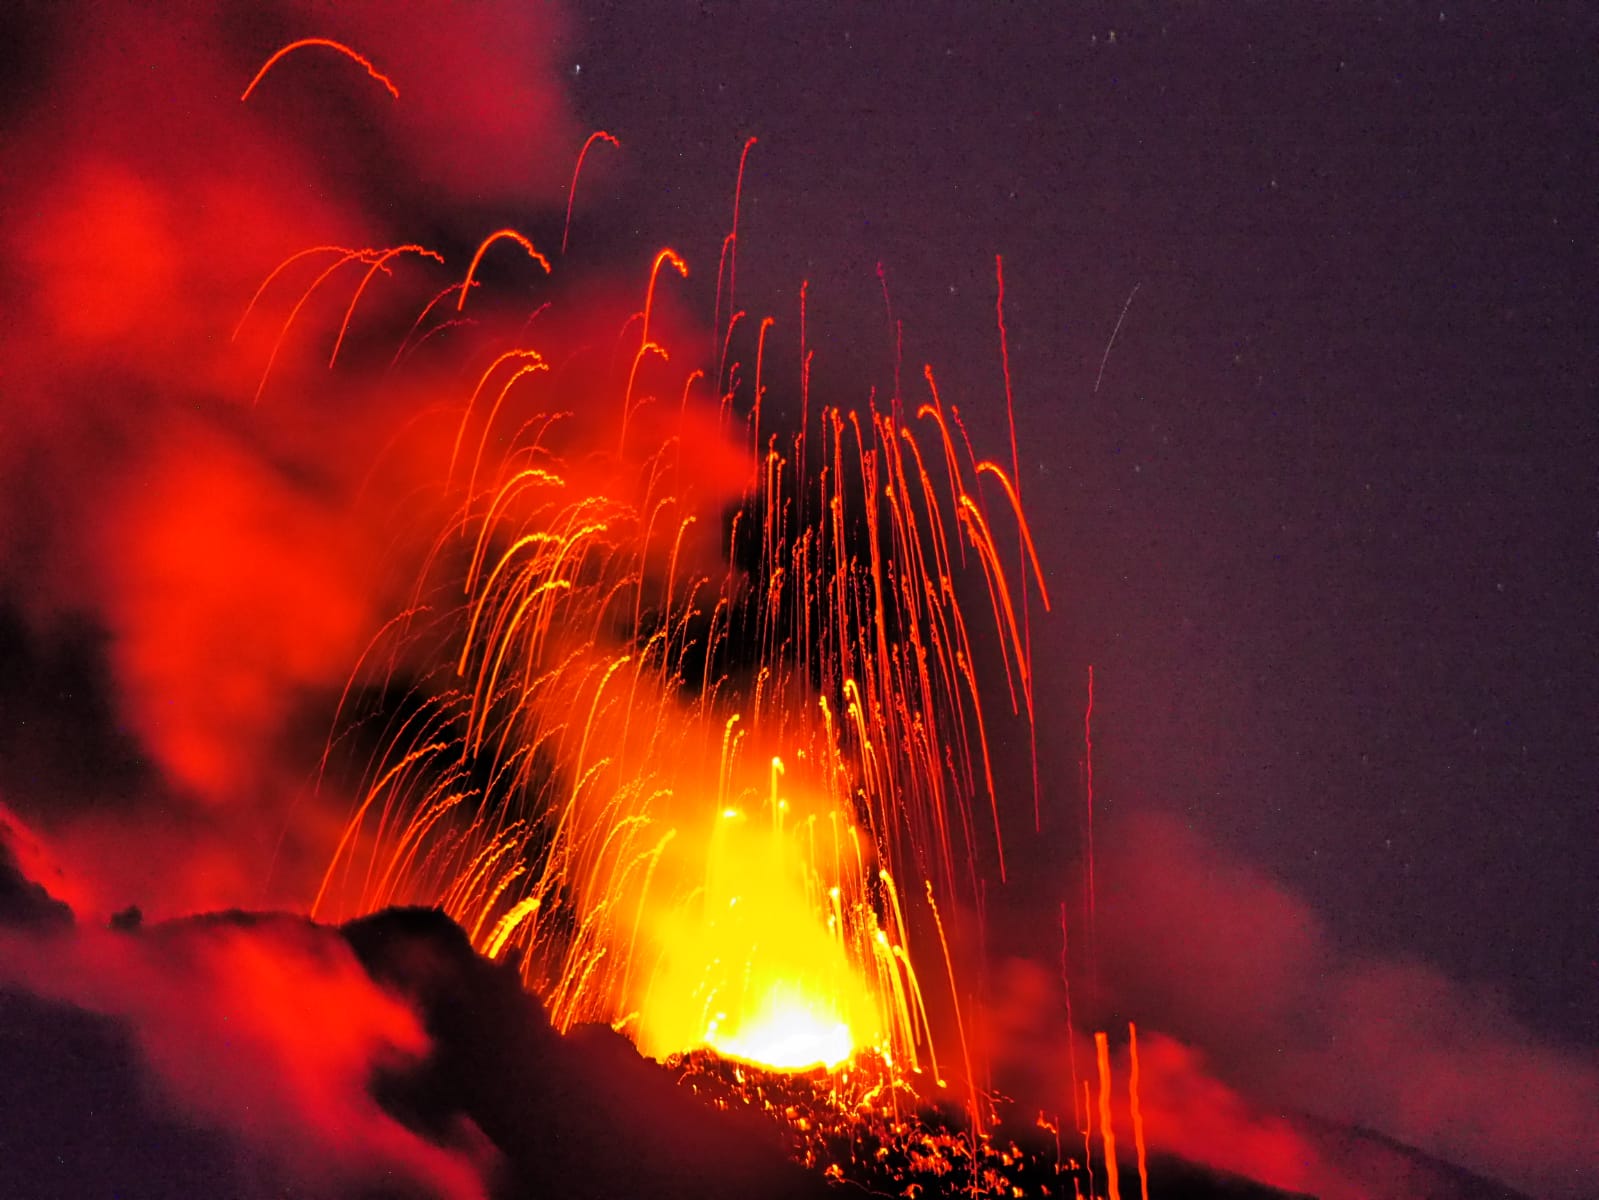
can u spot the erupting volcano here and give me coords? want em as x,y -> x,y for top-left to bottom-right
3,6 -> 1595,1200
273,51 -> 1074,1190
304,220 -> 1048,1083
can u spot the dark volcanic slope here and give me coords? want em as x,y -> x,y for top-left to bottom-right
342,906 -> 830,1200
0,835 -> 1519,1200
1296,1115 -> 1538,1200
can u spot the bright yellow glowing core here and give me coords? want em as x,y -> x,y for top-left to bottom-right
705,984 -> 855,1070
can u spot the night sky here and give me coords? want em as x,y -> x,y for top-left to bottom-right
563,1 -> 1596,1047
0,3 -> 1595,1198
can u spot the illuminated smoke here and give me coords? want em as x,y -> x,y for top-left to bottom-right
0,914 -> 490,1199
980,810 -> 1599,1199
0,1 -> 577,913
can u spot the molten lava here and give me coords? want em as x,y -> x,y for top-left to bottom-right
706,983 -> 855,1072
236,38 -> 1051,1084
296,216 -> 1045,1082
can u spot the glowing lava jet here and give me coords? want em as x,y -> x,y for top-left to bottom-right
259,59 -> 1048,1078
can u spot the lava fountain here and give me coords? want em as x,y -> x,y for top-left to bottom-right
257,48 -> 1047,1087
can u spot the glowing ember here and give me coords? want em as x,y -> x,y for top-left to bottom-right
670,1048 -> 1091,1197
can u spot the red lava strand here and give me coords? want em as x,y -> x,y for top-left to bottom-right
241,37 -> 399,103
457,229 -> 551,312
995,255 -> 1042,832
1085,663 -> 1097,967
1060,903 -> 1083,1136
1129,1021 -> 1150,1200
1095,1030 -> 1122,1200
562,130 -> 621,254
715,136 -> 759,375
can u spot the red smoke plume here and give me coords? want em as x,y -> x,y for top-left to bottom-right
0,1 -> 579,914
0,913 -> 492,1199
1088,810 -> 1597,1198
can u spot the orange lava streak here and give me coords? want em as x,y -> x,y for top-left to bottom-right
313,740 -> 451,915
640,248 -> 688,348
1059,903 -> 1083,1135
466,361 -> 552,512
250,247 -> 378,404
725,138 -> 758,315
329,244 -> 445,367
233,245 -> 360,342
1128,1021 -> 1150,1200
1095,1030 -> 1122,1200
456,229 -> 551,312
562,130 -> 621,254
956,492 -> 1025,693
617,340 -> 669,455
916,375 -> 970,570
240,37 -> 399,103
389,281 -> 477,368
448,349 -> 546,484
973,460 -> 1050,615
1085,664 -> 1097,955
877,261 -> 903,410
994,263 -> 1035,837
752,315 -> 776,458
994,256 -> 1020,505
926,882 -> 981,1138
